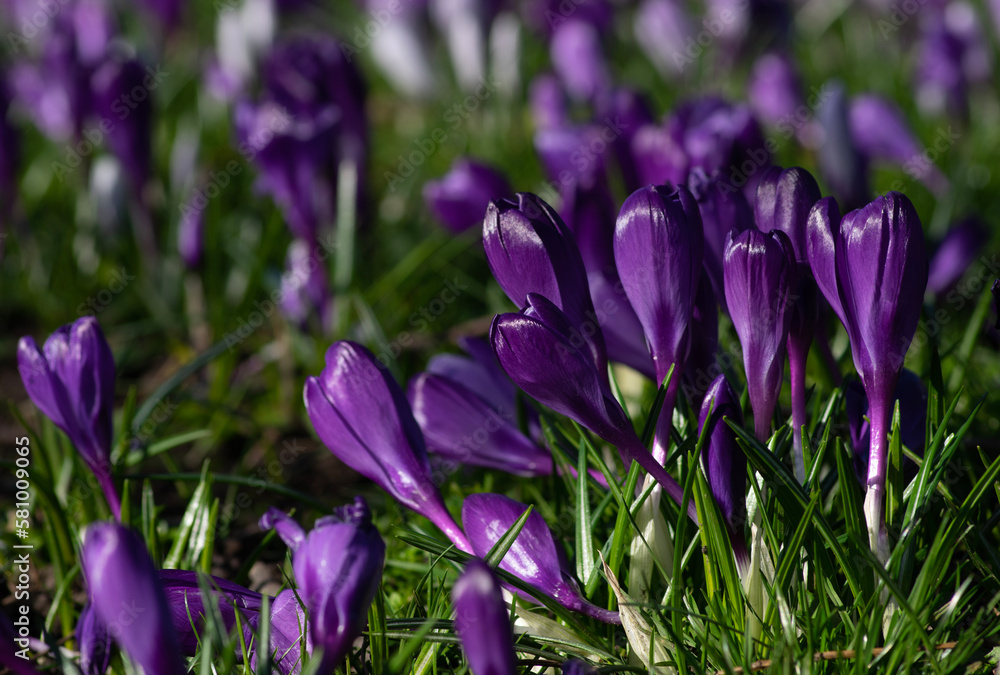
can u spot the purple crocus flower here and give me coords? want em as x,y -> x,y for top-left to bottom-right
698,375 -> 748,568
723,227 -> 797,442
688,168 -> 754,315
452,560 -> 517,675
236,35 -> 367,241
304,341 -> 473,551
597,87 -> 655,193
916,20 -> 968,119
534,124 -> 609,192
550,18 -> 610,102
807,192 -> 927,553
423,158 -> 511,233
631,123 -> 688,188
529,74 -> 569,131
753,166 -> 822,480
748,52 -> 803,130
81,522 -> 185,675
260,500 -> 386,673
408,372 -> 552,476
91,57 -> 153,191
849,95 -> 948,195
613,184 -> 703,456
463,493 -> 620,623
483,192 -> 607,377
18,317 -> 120,519
927,217 -> 987,296
490,294 -> 697,522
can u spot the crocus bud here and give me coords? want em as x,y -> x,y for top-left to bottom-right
452,560 -> 517,675
631,123 -> 688,188
849,95 -> 948,195
278,239 -> 333,334
424,158 -> 511,233
81,522 -> 185,675
754,166 -> 822,479
483,193 -> 607,375
748,52 -> 803,129
688,168 -> 753,315
698,375 -> 748,568
462,493 -> 620,623
835,194 -> 927,483
260,500 -> 386,673
723,228 -> 797,441
91,57 -> 153,191
490,294 -> 696,520
304,341 -> 472,551
927,217 -> 987,296
408,372 -> 552,476
18,317 -> 120,519
550,19 -> 610,102
614,184 -> 704,387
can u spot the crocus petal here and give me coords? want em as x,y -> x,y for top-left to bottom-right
81,522 -> 186,675
304,341 -> 444,520
550,18 -> 610,102
613,184 -> 703,384
17,335 -> 72,432
805,196 -> 846,327
259,508 -> 307,552
408,373 -> 552,476
753,166 -> 821,263
748,52 -> 803,128
462,493 -> 620,624
452,560 -> 517,675
723,228 -> 797,440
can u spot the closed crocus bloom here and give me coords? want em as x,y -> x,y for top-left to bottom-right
748,52 -> 803,129
723,228 -> 797,442
260,500 -> 386,673
18,317 -> 120,519
423,158 -> 511,233
688,168 -> 753,315
278,239 -> 333,334
81,523 -> 185,675
698,375 -> 749,568
408,372 -> 552,476
483,192 -> 606,375
550,18 -> 610,102
614,184 -> 703,387
614,184 -> 703,460
91,57 -> 153,190
534,125 -> 608,191
304,341 -> 472,551
490,294 -> 696,521
816,81 -> 869,212
916,21 -> 968,119
631,123 -> 689,188
754,166 -> 822,480
157,571 -> 263,655
927,217 -> 987,296
849,95 -> 948,195
830,193 -> 927,555
463,493 -> 620,623
452,560 -> 517,675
